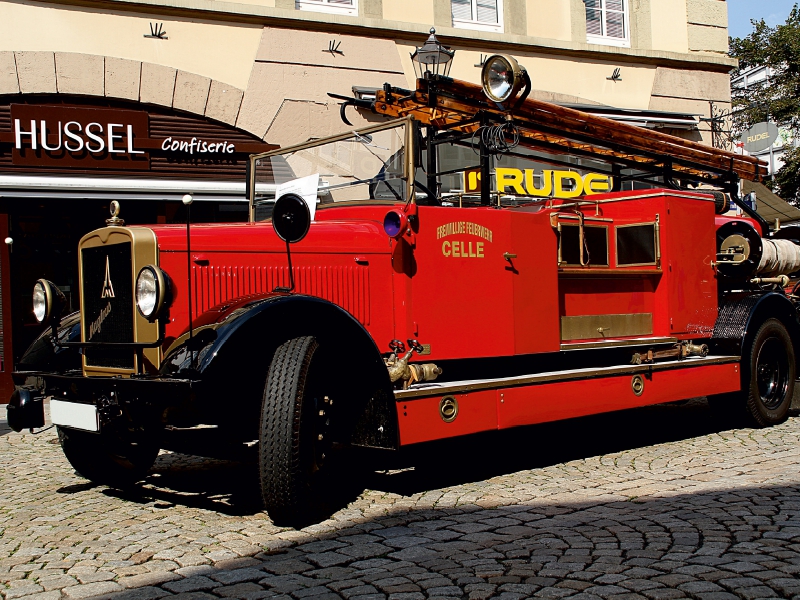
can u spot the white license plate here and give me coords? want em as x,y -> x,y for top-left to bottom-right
50,399 -> 99,432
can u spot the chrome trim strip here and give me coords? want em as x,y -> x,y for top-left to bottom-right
394,355 -> 740,400
560,336 -> 679,351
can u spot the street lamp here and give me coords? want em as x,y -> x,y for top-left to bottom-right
410,28 -> 455,80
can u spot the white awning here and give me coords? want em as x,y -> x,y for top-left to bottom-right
0,175 -> 275,202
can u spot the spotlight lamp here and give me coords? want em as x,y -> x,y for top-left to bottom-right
481,54 -> 528,104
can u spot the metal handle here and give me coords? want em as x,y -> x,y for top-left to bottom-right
503,252 -> 517,261
407,339 -> 424,354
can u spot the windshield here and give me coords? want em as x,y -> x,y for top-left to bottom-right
250,120 -> 410,221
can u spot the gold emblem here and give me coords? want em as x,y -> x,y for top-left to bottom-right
101,256 -> 115,299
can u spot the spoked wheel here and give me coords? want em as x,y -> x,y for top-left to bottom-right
58,425 -> 160,488
259,336 -> 338,526
744,319 -> 795,427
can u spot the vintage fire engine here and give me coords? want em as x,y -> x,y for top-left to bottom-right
8,53 -> 798,526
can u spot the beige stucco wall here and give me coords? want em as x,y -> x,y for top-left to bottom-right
650,0 -> 689,54
0,2 -> 261,90
686,0 -> 728,54
526,0 -> 572,42
2,50 -> 247,125
384,0 -> 435,27
396,43 -> 658,109
0,0 -> 734,146
236,27 -> 407,140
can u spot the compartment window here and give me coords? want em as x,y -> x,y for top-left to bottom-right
617,224 -> 657,266
559,224 -> 609,266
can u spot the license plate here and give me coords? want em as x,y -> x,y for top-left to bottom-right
50,399 -> 99,432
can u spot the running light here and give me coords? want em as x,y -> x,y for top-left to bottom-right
383,209 -> 409,239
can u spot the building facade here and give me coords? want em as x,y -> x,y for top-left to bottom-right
0,0 -> 733,397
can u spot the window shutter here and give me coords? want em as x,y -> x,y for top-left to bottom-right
605,9 -> 625,38
475,0 -> 498,24
451,0 -> 473,21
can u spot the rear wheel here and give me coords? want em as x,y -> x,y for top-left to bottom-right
259,336 -> 336,526
709,318 -> 795,427
745,319 -> 795,426
58,426 -> 160,488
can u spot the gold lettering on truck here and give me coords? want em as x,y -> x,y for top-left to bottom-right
438,221 -> 491,258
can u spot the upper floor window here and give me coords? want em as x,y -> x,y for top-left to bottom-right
296,0 -> 357,16
451,0 -> 504,33
584,0 -> 629,47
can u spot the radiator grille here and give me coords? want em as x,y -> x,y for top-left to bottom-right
193,264 -> 370,325
81,243 -> 134,369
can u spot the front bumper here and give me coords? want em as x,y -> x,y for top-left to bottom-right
8,371 -> 197,432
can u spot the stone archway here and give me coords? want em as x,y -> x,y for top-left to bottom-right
0,51 -> 246,130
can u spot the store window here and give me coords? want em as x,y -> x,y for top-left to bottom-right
296,0 -> 357,16
584,0 -> 629,47
451,0 -> 504,33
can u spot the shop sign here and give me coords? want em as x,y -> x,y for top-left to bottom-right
6,104 -> 264,171
462,166 -> 612,198
495,168 -> 612,198
742,121 -> 780,154
11,105 -> 150,170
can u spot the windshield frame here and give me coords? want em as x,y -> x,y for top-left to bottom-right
247,116 -> 416,222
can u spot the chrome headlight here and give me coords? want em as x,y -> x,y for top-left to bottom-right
33,281 -> 47,323
32,279 -> 65,325
136,265 -> 170,321
481,54 -> 526,103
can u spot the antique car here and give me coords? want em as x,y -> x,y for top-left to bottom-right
8,54 -> 797,526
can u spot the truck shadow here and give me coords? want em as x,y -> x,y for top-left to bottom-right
91,398 -> 798,520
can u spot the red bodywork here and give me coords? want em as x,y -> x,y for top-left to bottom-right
151,188 -> 740,446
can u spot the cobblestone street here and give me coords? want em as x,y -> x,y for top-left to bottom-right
1,400 -> 799,600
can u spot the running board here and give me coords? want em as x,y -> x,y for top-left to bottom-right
395,355 -> 740,400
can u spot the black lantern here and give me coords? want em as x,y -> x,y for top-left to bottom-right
410,28 -> 455,80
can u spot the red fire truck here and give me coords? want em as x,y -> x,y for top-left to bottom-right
8,55 -> 797,526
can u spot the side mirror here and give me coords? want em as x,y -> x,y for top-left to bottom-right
272,193 -> 311,244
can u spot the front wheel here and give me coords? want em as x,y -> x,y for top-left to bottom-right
259,336 -> 337,526
58,426 -> 160,488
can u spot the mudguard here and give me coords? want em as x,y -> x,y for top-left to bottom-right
161,293 -> 397,449
713,292 -> 800,365
15,311 -> 82,376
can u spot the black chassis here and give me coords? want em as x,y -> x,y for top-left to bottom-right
9,294 -> 399,452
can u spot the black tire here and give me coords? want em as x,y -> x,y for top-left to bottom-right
58,426 -> 160,488
744,318 -> 795,426
710,318 -> 795,427
259,336 -> 335,526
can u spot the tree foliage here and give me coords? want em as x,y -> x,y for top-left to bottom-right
729,5 -> 800,201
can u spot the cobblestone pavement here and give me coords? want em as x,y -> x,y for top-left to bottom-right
1,400 -> 799,600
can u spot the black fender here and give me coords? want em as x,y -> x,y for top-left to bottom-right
15,311 -> 82,376
161,293 -> 397,449
712,292 -> 800,371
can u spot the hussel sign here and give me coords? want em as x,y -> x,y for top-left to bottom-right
9,104 -> 251,170
11,105 -> 150,169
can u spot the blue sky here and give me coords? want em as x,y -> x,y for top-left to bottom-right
728,0 -> 798,38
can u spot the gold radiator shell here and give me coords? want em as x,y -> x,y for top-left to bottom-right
78,226 -> 159,377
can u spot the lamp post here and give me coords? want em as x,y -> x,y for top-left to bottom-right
410,28 -> 455,204
410,28 -> 455,80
